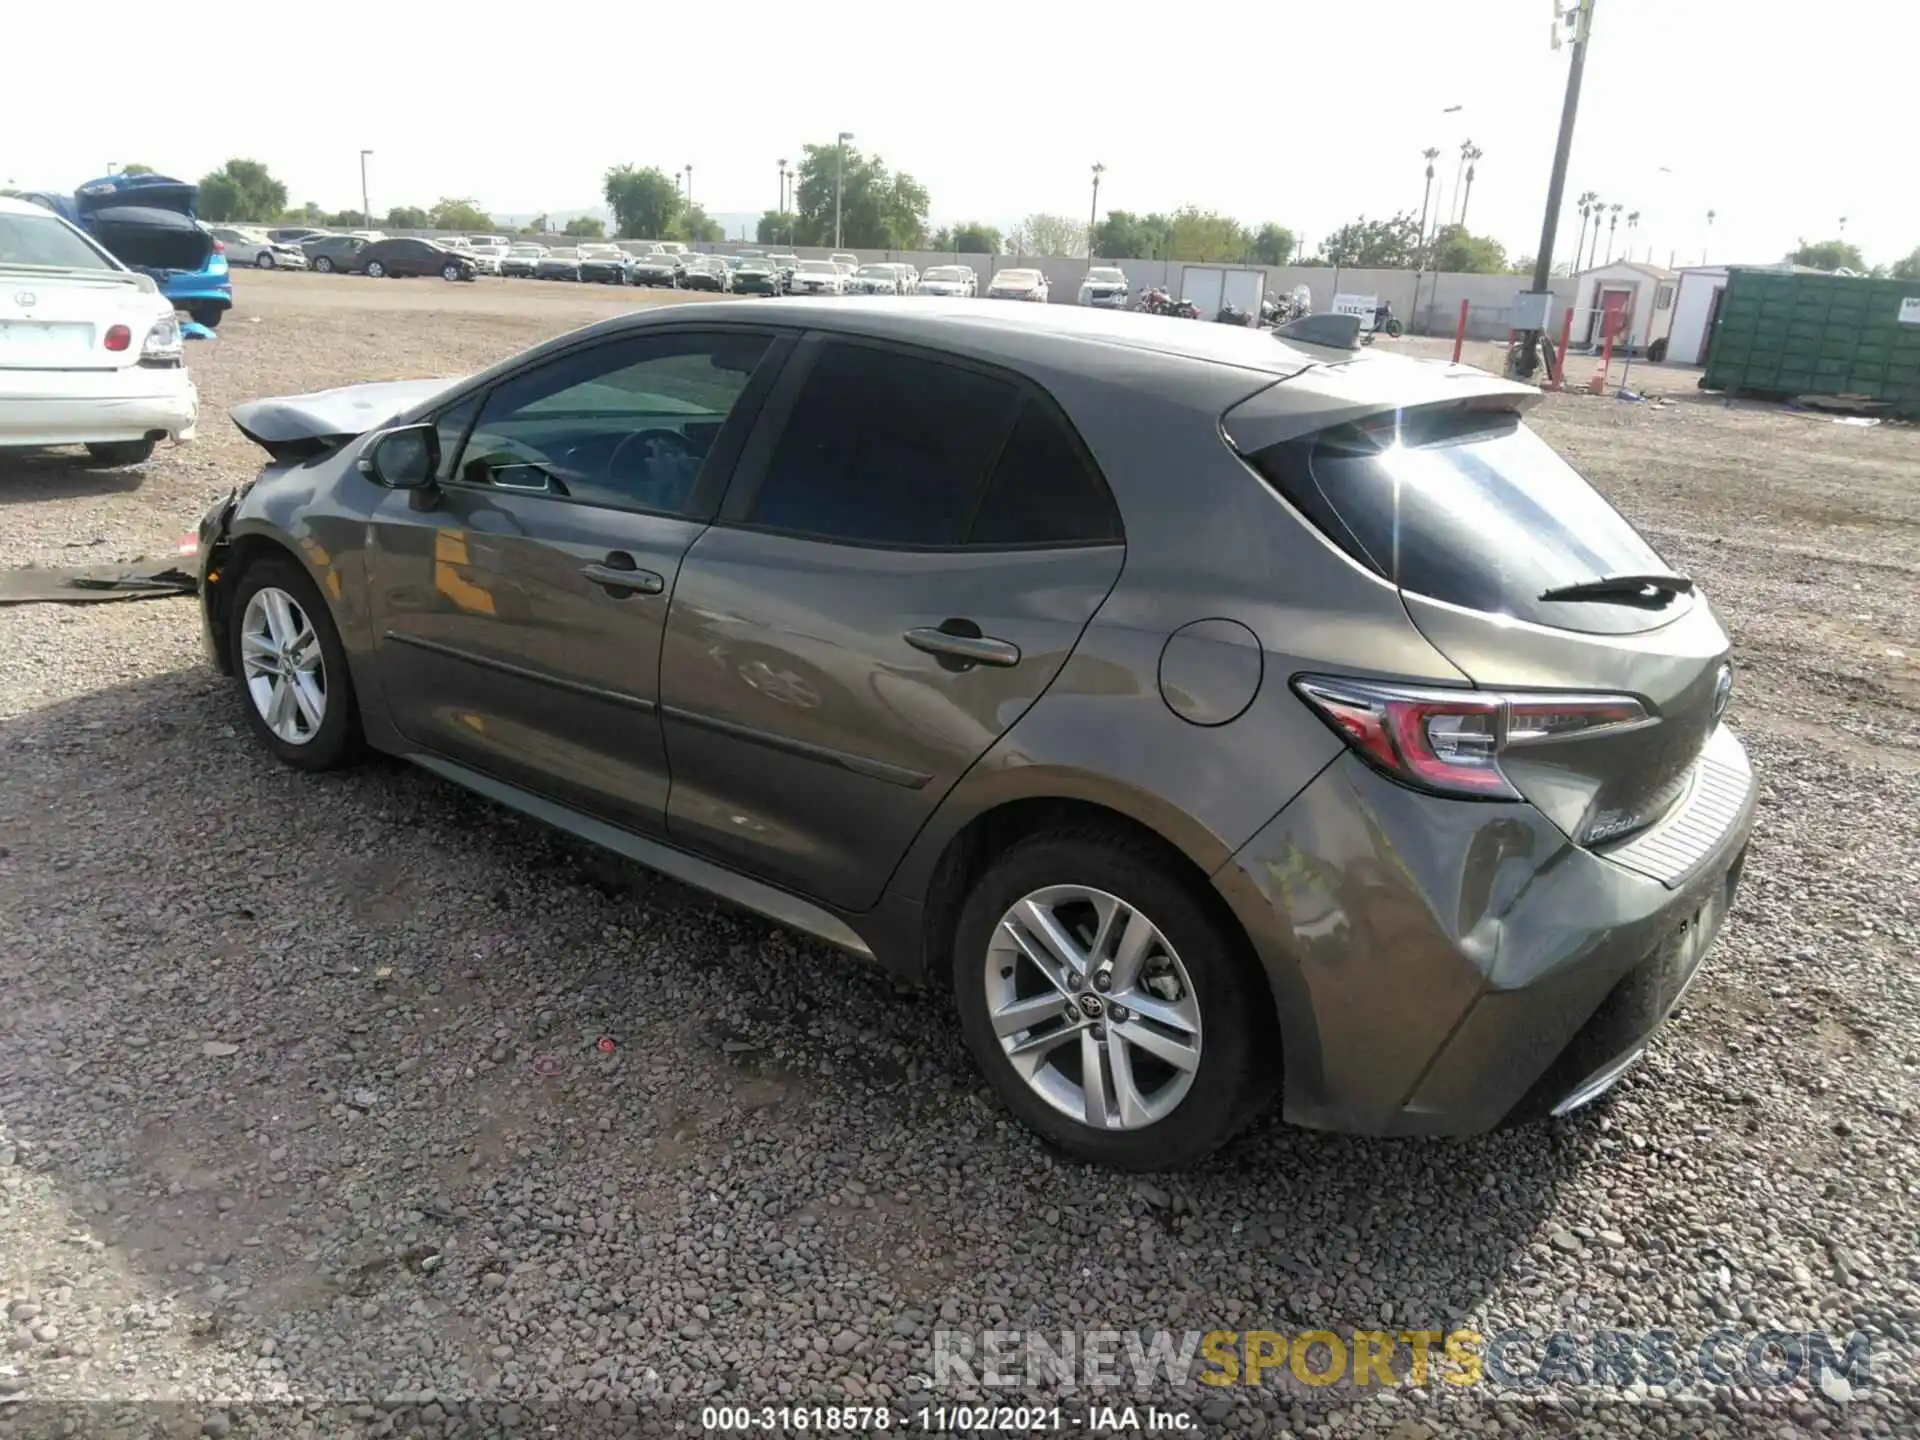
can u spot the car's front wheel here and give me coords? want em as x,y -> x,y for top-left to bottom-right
227,554 -> 360,772
442,263 -> 461,281
952,830 -> 1275,1170
313,256 -> 334,273
255,252 -> 276,269
365,261 -> 387,278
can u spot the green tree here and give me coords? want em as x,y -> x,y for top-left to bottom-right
1007,213 -> 1086,257
1889,245 -> 1920,281
562,215 -> 606,238
790,141 -> 930,248
384,205 -> 431,229
196,159 -> 288,222
757,210 -> 798,244
929,222 -> 1002,254
1787,238 -> 1867,271
1246,223 -> 1297,266
1427,223 -> 1510,274
324,210 -> 369,229
670,204 -> 723,243
285,201 -> 327,225
603,165 -> 682,240
120,163 -> 156,176
1316,213 -> 1423,268
1093,210 -> 1175,260
525,214 -> 550,235
430,198 -> 494,232
1166,207 -> 1252,262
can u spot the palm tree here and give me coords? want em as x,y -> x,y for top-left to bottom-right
1585,197 -> 1605,271
1703,208 -> 1716,264
1416,148 -> 1441,268
1626,210 -> 1642,263
1604,202 -> 1624,263
1457,145 -> 1485,229
1572,190 -> 1598,274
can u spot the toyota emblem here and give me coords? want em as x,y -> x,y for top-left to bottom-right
13,292 -> 35,308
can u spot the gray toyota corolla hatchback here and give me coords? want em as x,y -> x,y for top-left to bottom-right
195,300 -> 1753,1170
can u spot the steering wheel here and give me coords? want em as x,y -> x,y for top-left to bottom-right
606,427 -> 706,505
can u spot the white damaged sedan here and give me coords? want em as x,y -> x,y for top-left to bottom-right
1,195 -> 197,465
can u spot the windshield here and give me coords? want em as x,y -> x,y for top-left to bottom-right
1246,403 -> 1682,636
995,270 -> 1039,285
855,266 -> 893,279
924,267 -> 967,281
799,260 -> 836,273
508,246 -> 542,257
546,248 -> 579,259
0,211 -> 117,272
1087,268 -> 1126,283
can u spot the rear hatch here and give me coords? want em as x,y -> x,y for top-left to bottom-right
80,207 -> 214,276
1225,368 -> 1731,849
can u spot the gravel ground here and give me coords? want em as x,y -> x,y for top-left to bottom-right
1,274 -> 1917,1437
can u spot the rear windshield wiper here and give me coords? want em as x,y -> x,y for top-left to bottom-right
1538,572 -> 1695,605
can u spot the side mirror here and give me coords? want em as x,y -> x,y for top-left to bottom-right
357,423 -> 440,489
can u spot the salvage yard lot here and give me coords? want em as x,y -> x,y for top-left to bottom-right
1,271 -> 1916,1435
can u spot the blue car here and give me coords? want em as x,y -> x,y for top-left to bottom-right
20,174 -> 233,329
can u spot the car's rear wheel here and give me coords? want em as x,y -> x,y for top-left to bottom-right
227,555 -> 359,772
188,304 -> 225,329
952,830 -> 1275,1170
365,260 -> 386,278
256,252 -> 276,269
313,256 -> 334,273
84,439 -> 155,465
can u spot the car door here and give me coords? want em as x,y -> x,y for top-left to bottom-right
658,336 -> 1127,911
367,326 -> 790,835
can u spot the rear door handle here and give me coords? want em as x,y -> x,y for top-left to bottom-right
581,558 -> 665,596
904,625 -> 1021,668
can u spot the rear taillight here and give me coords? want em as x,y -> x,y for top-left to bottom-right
1293,676 -> 1649,800
211,238 -> 225,253
104,324 -> 131,352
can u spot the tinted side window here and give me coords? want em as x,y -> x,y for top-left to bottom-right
967,398 -> 1122,547
433,394 -> 479,482
454,332 -> 772,514
749,343 -> 1019,546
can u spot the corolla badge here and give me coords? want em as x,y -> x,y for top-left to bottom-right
1712,663 -> 1734,721
13,292 -> 35,308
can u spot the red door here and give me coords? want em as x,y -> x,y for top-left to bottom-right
1598,287 -> 1631,345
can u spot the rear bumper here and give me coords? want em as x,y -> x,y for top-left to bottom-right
0,369 -> 199,447
1214,725 -> 1756,1135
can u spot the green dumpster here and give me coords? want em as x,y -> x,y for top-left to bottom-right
1702,269 -> 1920,415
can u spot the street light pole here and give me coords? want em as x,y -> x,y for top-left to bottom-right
833,132 -> 852,250
1087,162 -> 1105,269
1513,0 -> 1595,378
359,149 -> 373,229
685,165 -> 693,212
778,159 -> 787,220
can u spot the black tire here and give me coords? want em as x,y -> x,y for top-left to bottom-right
84,439 -> 155,465
313,256 -> 334,273
365,260 -> 386,278
255,252 -> 276,269
951,828 -> 1276,1171
1648,337 -> 1669,363
188,304 -> 225,330
442,263 -> 460,281
225,553 -> 361,773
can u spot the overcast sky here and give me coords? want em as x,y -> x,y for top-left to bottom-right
6,1 -> 1914,269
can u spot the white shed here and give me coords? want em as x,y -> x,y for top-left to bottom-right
1571,261 -> 1677,357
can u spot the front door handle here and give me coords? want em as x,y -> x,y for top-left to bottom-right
904,624 -> 1021,669
581,556 -> 665,596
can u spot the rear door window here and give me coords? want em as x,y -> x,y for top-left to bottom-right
745,342 -> 1020,546
967,397 -> 1122,547
1246,403 -> 1685,635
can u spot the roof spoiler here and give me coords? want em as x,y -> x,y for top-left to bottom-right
1272,313 -> 1362,351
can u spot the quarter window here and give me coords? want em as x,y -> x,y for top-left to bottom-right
968,399 -> 1122,546
453,332 -> 771,514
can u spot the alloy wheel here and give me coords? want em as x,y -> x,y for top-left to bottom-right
985,885 -> 1202,1130
240,587 -> 327,745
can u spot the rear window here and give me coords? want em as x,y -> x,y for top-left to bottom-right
1248,404 -> 1686,635
0,211 -> 115,271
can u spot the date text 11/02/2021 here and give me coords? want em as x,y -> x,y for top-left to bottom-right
701,1405 -> 1196,1431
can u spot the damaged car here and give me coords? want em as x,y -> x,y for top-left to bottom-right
1,194 -> 197,464
19,174 -> 233,330
191,303 -> 1753,1170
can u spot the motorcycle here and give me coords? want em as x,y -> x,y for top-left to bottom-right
1135,286 -> 1202,320
1261,285 -> 1313,328
1368,302 -> 1404,340
1215,303 -> 1253,326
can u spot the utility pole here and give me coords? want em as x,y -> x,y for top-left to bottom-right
778,158 -> 788,220
1087,162 -> 1105,269
685,165 -> 693,211
359,149 -> 373,229
1512,0 -> 1594,378
834,132 -> 852,250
